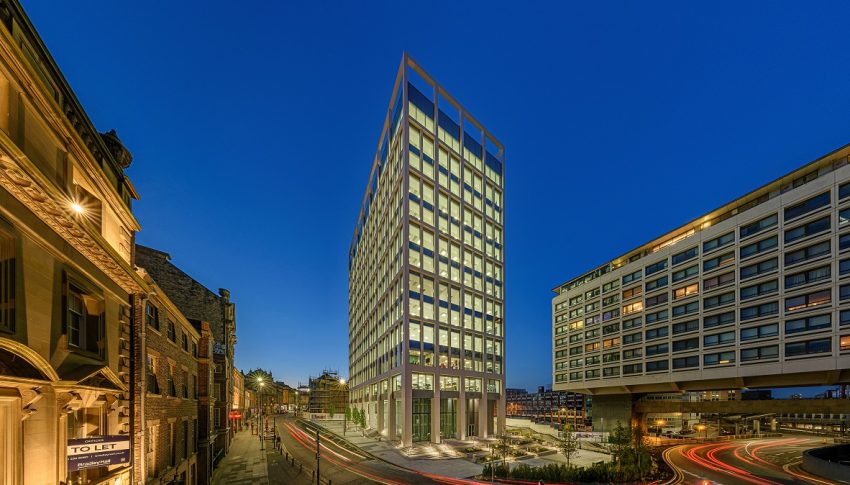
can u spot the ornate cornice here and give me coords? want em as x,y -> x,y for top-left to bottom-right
0,141 -> 144,293
0,9 -> 141,232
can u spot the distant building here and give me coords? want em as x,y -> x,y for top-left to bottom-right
742,389 -> 772,400
506,386 -> 587,428
232,369 -> 245,431
308,370 -> 349,415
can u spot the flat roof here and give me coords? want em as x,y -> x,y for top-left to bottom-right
552,141 -> 850,294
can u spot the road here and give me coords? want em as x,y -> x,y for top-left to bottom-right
274,415 -> 484,485
663,436 -> 841,485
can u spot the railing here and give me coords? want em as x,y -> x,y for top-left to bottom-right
646,432 -> 783,446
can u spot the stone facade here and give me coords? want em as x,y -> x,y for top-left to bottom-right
0,1 -> 142,483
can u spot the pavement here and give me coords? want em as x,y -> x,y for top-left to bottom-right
212,419 -> 313,485
212,427 -> 270,485
317,419 -> 485,478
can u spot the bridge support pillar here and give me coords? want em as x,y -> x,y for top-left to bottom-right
591,394 -> 636,435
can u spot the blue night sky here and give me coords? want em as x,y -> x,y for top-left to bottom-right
23,2 -> 850,396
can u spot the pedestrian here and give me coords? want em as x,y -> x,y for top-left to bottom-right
538,480 -> 544,485
276,435 -> 281,450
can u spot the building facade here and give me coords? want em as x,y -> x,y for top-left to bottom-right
552,144 -> 850,427
131,273 -> 200,485
0,1 -> 143,483
506,386 -> 587,429
191,320 -> 215,485
134,245 -> 237,471
231,369 -> 244,431
348,54 -> 506,446
307,371 -> 348,415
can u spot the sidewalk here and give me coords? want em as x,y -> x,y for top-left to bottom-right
317,419 -> 484,478
212,429 -> 268,485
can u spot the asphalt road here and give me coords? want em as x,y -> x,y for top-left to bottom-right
663,436 -> 842,485
274,415 -> 484,485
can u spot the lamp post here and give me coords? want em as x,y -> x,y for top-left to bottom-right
258,378 -> 265,450
340,378 -> 348,436
695,424 -> 706,441
655,419 -> 665,438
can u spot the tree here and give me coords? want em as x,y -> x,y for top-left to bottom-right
607,421 -> 631,468
559,428 -> 580,467
344,407 -> 351,435
328,403 -> 336,419
492,434 -> 512,462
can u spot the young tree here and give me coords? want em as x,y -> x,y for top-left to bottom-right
328,403 -> 336,419
344,407 -> 351,435
559,428 -> 580,467
608,421 -> 631,468
492,434 -> 512,462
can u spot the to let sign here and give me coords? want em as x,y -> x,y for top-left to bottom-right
67,435 -> 130,472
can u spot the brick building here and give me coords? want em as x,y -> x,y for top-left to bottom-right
506,386 -> 588,429
191,320 -> 215,484
131,271 -> 200,484
134,245 -> 237,473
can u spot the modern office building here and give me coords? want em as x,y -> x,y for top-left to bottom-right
552,144 -> 850,427
348,54 -> 505,446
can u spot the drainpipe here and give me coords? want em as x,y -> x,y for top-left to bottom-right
133,291 -> 154,484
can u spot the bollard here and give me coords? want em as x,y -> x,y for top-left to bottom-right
300,463 -> 303,473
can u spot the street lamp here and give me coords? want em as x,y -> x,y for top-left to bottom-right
257,378 -> 265,450
655,419 -> 666,437
695,424 -> 706,441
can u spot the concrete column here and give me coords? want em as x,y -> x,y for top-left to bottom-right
591,394 -> 633,432
458,390 -> 467,440
403,375 -> 413,447
753,419 -> 760,434
497,391 -> 506,436
479,391 -> 489,438
380,396 -> 387,436
388,393 -> 396,441
431,391 -> 441,444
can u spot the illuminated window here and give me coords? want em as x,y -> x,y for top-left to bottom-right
622,301 -> 643,315
785,290 -> 831,312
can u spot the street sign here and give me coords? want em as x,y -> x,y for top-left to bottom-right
67,435 -> 130,472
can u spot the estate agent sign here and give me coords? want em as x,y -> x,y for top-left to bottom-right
67,435 -> 130,472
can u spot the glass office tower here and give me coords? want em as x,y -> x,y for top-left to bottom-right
349,54 -> 505,446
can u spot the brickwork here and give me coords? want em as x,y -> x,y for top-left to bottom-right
192,320 -> 215,485
134,244 -> 237,468
131,279 -> 200,485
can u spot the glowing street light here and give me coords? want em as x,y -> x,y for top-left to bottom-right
70,202 -> 85,214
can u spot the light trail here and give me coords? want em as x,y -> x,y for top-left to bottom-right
283,420 -> 490,485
